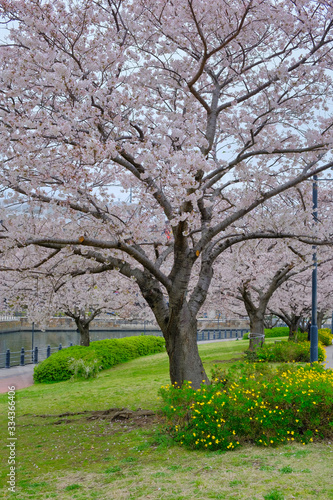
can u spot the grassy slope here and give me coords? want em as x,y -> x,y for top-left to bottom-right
0,338 -> 332,500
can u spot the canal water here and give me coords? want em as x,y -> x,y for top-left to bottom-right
0,329 -> 162,368
0,328 -> 246,368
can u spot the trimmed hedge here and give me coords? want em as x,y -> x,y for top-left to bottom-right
33,335 -> 166,383
243,327 -> 290,340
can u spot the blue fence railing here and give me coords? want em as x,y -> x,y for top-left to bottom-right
197,329 -> 248,341
0,343 -> 73,369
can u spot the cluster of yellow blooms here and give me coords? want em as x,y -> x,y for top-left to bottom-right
161,365 -> 333,451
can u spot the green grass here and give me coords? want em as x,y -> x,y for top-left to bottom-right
1,338 -> 332,500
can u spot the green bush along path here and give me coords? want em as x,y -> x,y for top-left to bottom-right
33,336 -> 166,383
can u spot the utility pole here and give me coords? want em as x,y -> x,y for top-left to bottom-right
310,175 -> 318,363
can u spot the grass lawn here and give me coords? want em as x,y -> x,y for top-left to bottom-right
0,338 -> 332,500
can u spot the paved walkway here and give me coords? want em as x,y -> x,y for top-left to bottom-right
324,344 -> 333,369
0,364 -> 35,393
1,344 -> 333,394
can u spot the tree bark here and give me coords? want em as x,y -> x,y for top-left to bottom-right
288,316 -> 301,340
264,314 -> 279,329
248,315 -> 265,351
268,309 -> 302,341
240,290 -> 266,351
249,315 -> 265,336
164,303 -> 209,388
317,310 -> 326,329
75,319 -> 90,347
137,259 -> 211,389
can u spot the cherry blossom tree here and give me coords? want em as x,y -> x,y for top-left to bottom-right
219,240 -> 313,339
203,188 -> 333,343
39,272 -> 144,346
0,0 -> 333,387
210,233 -> 333,342
268,257 -> 333,336
0,245 -> 149,346
268,277 -> 312,337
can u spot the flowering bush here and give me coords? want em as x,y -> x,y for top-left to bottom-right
245,340 -> 326,363
318,328 -> 333,346
159,363 -> 333,452
296,328 -> 333,346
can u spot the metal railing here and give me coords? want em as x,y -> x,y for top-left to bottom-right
1,329 -> 249,368
0,343 -> 73,369
0,315 -> 18,322
197,328 -> 248,341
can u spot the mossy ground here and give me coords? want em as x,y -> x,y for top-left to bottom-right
1,338 -> 332,500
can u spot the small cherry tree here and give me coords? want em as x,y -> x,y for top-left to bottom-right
268,257 -> 333,337
44,272 -> 144,346
206,239 -> 311,347
0,246 -> 148,345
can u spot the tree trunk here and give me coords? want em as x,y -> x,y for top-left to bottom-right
75,319 -> 90,347
248,313 -> 265,351
317,311 -> 326,329
268,309 -> 303,341
163,303 -> 209,389
288,316 -> 301,341
239,287 -> 266,351
298,318 -> 308,333
264,314 -> 273,329
264,314 -> 279,329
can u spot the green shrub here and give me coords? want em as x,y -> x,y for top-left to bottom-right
33,335 -> 165,383
243,327 -> 290,340
295,331 -> 308,342
245,340 -> 326,363
159,363 -> 333,452
90,336 -> 166,370
295,328 -> 333,346
265,327 -> 290,338
318,328 -> 333,346
33,346 -> 97,383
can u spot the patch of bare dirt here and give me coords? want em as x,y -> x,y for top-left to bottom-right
29,407 -> 157,427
